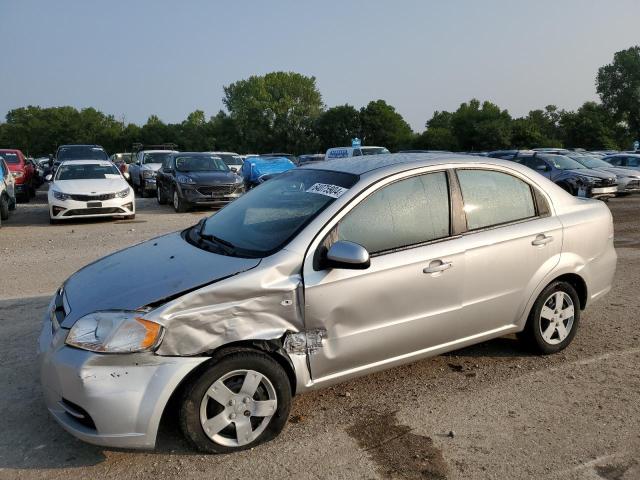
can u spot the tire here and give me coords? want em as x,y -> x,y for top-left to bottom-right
8,197 -> 16,211
157,185 -> 166,205
29,183 -> 36,198
139,179 -> 148,198
179,350 -> 292,454
19,191 -> 30,203
519,281 -> 581,354
49,217 -> 59,225
173,189 -> 189,213
0,195 -> 9,221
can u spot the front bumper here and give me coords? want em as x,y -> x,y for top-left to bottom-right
49,194 -> 135,220
181,185 -> 244,206
616,178 -> 640,195
589,186 -> 617,199
141,178 -> 157,190
37,312 -> 208,449
15,183 -> 29,194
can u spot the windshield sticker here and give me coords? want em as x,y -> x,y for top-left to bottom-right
306,183 -> 348,198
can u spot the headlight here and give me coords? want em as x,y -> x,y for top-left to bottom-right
12,171 -> 24,179
142,170 -> 156,178
177,175 -> 194,184
115,187 -> 131,198
65,311 -> 163,353
580,176 -> 597,185
53,190 -> 71,200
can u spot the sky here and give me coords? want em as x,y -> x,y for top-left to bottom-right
2,0 -> 640,131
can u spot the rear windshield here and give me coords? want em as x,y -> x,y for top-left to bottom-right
58,147 -> 108,161
175,155 -> 229,172
0,152 -> 19,163
56,164 -> 121,180
361,147 -> 390,156
215,153 -> 243,166
540,155 -> 586,170
143,152 -> 172,164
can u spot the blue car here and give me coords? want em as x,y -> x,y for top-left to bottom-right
241,156 -> 296,189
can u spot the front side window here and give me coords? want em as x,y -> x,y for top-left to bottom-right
457,169 -> 536,230
336,172 -> 450,254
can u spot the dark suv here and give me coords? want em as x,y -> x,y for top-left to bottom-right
509,153 -> 617,199
156,152 -> 245,212
54,145 -> 109,171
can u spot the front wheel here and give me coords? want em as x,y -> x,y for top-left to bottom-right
0,195 -> 9,221
157,185 -> 167,204
139,180 -> 148,198
519,281 -> 581,354
179,351 -> 292,454
173,189 -> 189,213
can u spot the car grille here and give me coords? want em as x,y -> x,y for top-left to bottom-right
69,193 -> 116,201
63,207 -> 124,216
595,178 -> 617,187
625,180 -> 640,190
197,184 -> 239,196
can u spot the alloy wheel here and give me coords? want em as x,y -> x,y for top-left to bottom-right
173,191 -> 179,210
199,369 -> 278,448
539,291 -> 575,345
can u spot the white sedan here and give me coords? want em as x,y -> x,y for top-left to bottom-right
47,160 -> 135,224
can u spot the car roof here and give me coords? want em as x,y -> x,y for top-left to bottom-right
302,152 -> 524,176
208,151 -> 240,155
59,160 -> 113,166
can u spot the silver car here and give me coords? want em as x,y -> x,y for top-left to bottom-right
38,153 -> 616,453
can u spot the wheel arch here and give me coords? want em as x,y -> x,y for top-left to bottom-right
550,272 -> 588,310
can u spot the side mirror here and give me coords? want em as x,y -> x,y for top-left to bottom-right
325,240 -> 370,270
45,174 -> 53,182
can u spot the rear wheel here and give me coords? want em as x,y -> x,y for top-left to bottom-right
520,281 -> 580,354
0,194 -> 9,220
49,217 -> 59,225
157,185 -> 166,204
139,179 -> 148,198
179,351 -> 292,454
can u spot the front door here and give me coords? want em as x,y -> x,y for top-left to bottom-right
303,171 -> 466,383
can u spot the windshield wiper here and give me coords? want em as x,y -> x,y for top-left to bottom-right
194,219 -> 237,255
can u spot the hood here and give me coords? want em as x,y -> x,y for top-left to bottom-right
60,232 -> 260,327
52,177 -> 128,194
567,169 -> 615,180
593,166 -> 640,178
142,163 -> 162,171
177,170 -> 241,184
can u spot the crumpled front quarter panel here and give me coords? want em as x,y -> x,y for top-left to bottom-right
152,250 -> 305,356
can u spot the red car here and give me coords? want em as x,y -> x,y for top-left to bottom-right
0,149 -> 35,202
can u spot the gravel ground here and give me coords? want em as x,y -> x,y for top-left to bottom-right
0,187 -> 638,480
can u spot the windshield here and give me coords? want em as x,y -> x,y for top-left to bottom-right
113,153 -> 132,163
197,169 -> 358,257
143,152 -> 171,164
541,154 -> 586,170
56,163 -> 121,180
215,153 -> 243,166
361,147 -> 390,156
570,155 -> 612,169
176,155 -> 229,172
0,152 -> 19,163
58,147 -> 108,161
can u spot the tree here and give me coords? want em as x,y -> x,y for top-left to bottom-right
223,71 -> 323,153
210,111 -> 241,152
359,100 -> 414,151
315,104 -> 360,151
558,102 -> 620,150
450,99 -> 512,151
597,46 -> 640,141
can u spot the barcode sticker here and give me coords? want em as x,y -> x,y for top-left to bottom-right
306,183 -> 348,198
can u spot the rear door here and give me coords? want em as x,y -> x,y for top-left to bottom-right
454,168 -> 562,332
303,170 -> 467,382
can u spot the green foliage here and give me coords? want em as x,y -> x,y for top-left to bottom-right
559,102 -> 621,150
359,100 -> 414,151
223,71 -> 323,153
315,105 -> 361,152
597,46 -> 640,140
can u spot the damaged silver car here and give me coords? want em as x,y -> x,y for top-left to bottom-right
38,153 -> 617,453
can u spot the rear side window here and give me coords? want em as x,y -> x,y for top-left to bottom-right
336,172 -> 450,254
606,157 -> 623,166
628,157 -> 640,167
457,169 -> 536,230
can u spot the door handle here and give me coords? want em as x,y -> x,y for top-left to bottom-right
532,234 -> 553,246
423,260 -> 453,274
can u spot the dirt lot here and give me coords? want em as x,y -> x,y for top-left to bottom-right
0,188 -> 638,480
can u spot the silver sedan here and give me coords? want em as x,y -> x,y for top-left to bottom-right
38,153 -> 616,453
